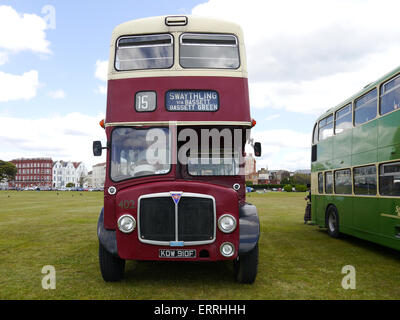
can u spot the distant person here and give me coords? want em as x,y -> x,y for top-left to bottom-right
304,184 -> 312,224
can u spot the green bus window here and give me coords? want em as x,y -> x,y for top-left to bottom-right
335,103 -> 352,134
354,165 -> 377,195
334,169 -> 352,194
318,172 -> 324,194
379,162 -> 400,196
318,114 -> 333,140
354,88 -> 377,125
325,171 -> 333,194
380,75 -> 400,115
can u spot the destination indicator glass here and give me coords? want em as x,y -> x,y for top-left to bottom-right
165,90 -> 219,112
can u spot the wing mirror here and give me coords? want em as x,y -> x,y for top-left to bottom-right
93,141 -> 105,156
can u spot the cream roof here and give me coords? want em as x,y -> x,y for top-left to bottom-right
107,15 -> 248,79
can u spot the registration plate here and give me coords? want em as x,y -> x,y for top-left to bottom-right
159,249 -> 196,258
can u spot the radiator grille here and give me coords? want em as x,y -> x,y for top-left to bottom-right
138,193 -> 215,245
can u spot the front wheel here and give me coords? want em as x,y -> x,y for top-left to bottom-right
326,206 -> 340,238
233,243 -> 259,284
99,242 -> 125,282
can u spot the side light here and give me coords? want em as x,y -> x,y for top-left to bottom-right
99,119 -> 105,129
251,119 -> 257,128
220,242 -> 235,257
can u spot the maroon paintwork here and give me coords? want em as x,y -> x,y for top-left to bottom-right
106,76 -> 251,124
103,75 -> 250,261
114,181 -> 239,261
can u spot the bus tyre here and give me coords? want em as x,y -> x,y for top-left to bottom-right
99,242 -> 125,282
233,243 -> 258,284
326,206 -> 340,238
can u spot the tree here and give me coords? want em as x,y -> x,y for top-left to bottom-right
78,172 -> 88,188
66,182 -> 75,188
0,161 -> 17,182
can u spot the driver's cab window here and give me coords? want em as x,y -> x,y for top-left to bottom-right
110,127 -> 171,181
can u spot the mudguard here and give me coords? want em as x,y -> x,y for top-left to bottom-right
238,203 -> 260,255
97,208 -> 118,256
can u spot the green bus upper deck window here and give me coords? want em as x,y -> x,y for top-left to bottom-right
115,34 -> 173,71
354,88 -> 377,125
180,33 -> 240,69
318,114 -> 333,141
380,75 -> 400,115
335,103 -> 352,134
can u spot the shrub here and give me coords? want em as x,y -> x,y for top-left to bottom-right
295,184 -> 307,192
283,184 -> 292,192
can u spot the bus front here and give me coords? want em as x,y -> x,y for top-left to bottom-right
94,16 -> 260,284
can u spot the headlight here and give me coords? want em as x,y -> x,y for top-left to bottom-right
117,214 -> 136,234
220,242 -> 235,257
218,214 -> 237,233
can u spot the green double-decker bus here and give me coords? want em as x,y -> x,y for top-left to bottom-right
311,65 -> 400,251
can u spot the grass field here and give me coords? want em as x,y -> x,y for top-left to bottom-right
1,190 -> 400,300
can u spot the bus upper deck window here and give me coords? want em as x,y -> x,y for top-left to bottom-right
335,103 -> 352,134
318,114 -> 333,141
179,33 -> 240,69
380,74 -> 400,115
115,34 -> 173,71
354,88 -> 377,126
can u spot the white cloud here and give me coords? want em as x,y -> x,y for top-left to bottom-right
0,51 -> 8,65
192,0 -> 400,115
0,70 -> 40,102
264,114 -> 280,121
47,90 -> 66,99
246,129 -> 311,170
95,60 -> 108,82
0,112 -> 106,170
94,85 -> 107,95
0,5 -> 50,58
95,60 -> 108,94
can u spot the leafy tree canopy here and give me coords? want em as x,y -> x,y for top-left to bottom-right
0,161 -> 17,182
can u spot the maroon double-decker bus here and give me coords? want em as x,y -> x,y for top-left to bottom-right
94,15 -> 261,284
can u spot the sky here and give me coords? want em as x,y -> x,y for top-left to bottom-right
1,0 -> 400,171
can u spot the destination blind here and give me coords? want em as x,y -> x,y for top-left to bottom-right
166,90 -> 219,111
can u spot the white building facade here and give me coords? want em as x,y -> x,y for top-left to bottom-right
52,161 -> 88,188
92,162 -> 106,189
